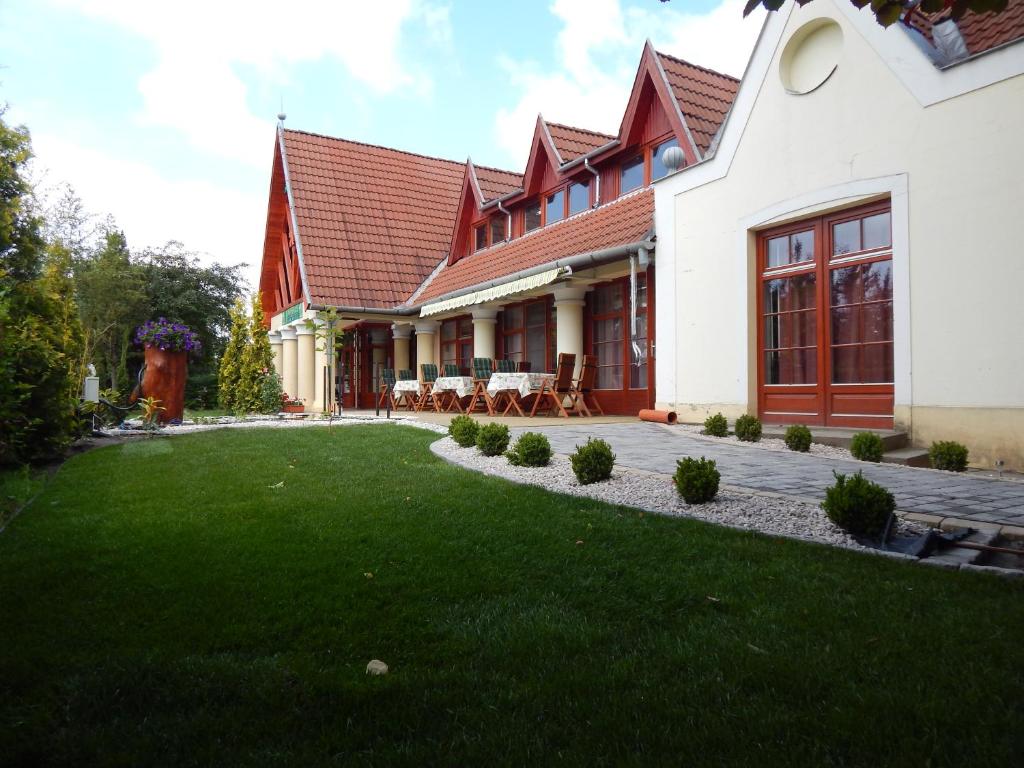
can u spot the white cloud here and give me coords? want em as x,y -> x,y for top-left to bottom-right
54,0 -> 453,167
31,131 -> 265,288
493,0 -> 764,169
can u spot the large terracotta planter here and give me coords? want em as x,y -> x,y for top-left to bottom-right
142,346 -> 187,424
282,403 -> 305,414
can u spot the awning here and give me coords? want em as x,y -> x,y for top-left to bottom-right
419,266 -> 570,317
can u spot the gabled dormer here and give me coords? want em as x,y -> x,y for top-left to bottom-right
448,159 -> 522,265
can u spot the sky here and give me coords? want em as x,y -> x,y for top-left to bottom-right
0,0 -> 764,289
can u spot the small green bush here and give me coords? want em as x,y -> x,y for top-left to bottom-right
570,438 -> 616,485
702,412 -> 729,437
476,423 -> 510,456
784,424 -> 812,452
506,432 -> 552,467
256,371 -> 283,415
822,471 -> 895,538
734,414 -> 762,442
850,431 -> 885,462
449,415 -> 480,448
674,456 -> 720,504
929,440 -> 969,472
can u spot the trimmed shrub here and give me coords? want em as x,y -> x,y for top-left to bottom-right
256,371 -> 283,414
822,471 -> 895,538
930,440 -> 969,472
702,412 -> 729,437
506,432 -> 552,467
784,424 -> 812,452
850,431 -> 885,462
448,415 -> 480,448
674,456 -> 720,504
570,438 -> 615,485
476,423 -> 510,456
734,414 -> 762,442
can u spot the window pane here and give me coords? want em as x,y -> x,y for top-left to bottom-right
474,225 -> 487,251
767,236 -> 789,268
765,348 -> 817,385
651,137 -> 681,181
833,219 -> 861,256
526,325 -> 546,370
830,305 -> 859,346
620,155 -> 643,194
831,346 -> 859,384
504,332 -> 523,358
525,301 -> 546,327
831,261 -> 892,306
441,321 -> 456,341
459,341 -> 473,370
568,181 -> 590,215
458,318 -> 473,338
545,189 -> 565,224
524,200 -> 541,232
764,274 -> 816,314
862,342 -> 894,383
502,306 -> 523,330
862,212 -> 891,250
862,301 -> 893,342
490,215 -> 506,245
592,283 -> 623,315
791,230 -> 814,263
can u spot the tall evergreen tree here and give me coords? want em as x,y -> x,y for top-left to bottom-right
237,293 -> 274,413
0,112 -> 84,464
217,297 -> 248,412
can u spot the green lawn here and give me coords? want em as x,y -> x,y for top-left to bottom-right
2,426 -> 1022,766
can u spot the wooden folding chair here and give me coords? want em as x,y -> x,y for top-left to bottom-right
495,358 -> 516,373
437,363 -> 462,412
378,368 -> 397,410
568,355 -> 604,416
529,353 -> 576,417
466,357 -> 495,415
416,363 -> 440,412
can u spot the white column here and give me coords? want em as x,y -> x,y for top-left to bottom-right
553,286 -> 587,376
295,323 -> 316,411
414,320 -> 438,379
392,323 -> 412,373
280,326 -> 298,402
268,331 -> 284,378
471,308 -> 498,360
313,319 -> 328,412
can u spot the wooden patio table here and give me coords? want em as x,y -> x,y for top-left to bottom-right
392,379 -> 421,410
430,376 -> 474,413
486,372 -> 556,417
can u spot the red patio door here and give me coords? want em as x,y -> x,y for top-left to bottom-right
757,201 -> 894,428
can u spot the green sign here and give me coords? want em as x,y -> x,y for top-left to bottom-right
281,303 -> 303,325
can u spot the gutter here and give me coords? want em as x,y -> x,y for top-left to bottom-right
277,122 -> 313,305
415,238 -> 655,310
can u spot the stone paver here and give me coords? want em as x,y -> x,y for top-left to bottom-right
513,423 -> 1024,527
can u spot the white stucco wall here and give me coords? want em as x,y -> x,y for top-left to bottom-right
655,1 -> 1024,466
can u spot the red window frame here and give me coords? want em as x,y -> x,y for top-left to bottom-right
616,132 -> 679,198
497,296 -> 555,371
756,200 -> 894,428
440,315 -> 474,374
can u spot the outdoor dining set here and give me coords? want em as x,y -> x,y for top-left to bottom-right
378,353 -> 603,418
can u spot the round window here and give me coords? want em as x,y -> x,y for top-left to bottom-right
780,19 -> 843,95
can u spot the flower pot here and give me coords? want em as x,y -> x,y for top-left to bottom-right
282,403 -> 305,414
142,346 -> 187,424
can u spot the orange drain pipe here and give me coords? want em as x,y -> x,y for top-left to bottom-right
638,409 -> 677,425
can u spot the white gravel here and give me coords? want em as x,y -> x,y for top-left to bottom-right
430,436 -> 930,551
675,423 -> 852,460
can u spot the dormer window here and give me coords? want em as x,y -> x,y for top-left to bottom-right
474,224 -> 487,252
620,155 -> 644,194
569,180 -> 590,215
524,199 -> 541,233
545,189 -> 565,225
651,137 -> 681,181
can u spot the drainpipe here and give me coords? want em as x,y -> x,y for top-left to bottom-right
583,158 -> 600,207
496,200 -> 512,242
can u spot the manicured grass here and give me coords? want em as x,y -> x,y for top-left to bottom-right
1,425 -> 1021,766
0,466 -> 46,528
183,407 -> 231,419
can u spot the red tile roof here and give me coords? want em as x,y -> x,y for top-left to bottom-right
281,129 -> 466,308
417,189 -> 654,304
908,0 -> 1024,57
474,164 -> 523,202
545,121 -> 616,163
655,51 -> 739,157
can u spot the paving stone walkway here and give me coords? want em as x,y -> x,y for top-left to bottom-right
513,423 -> 1024,528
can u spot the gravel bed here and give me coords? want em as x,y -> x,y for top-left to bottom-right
103,414 -> 449,437
675,424 -> 851,459
431,437 -> 926,550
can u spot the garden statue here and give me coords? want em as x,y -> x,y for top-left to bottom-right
134,319 -> 201,424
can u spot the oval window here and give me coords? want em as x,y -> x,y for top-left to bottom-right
780,19 -> 843,95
